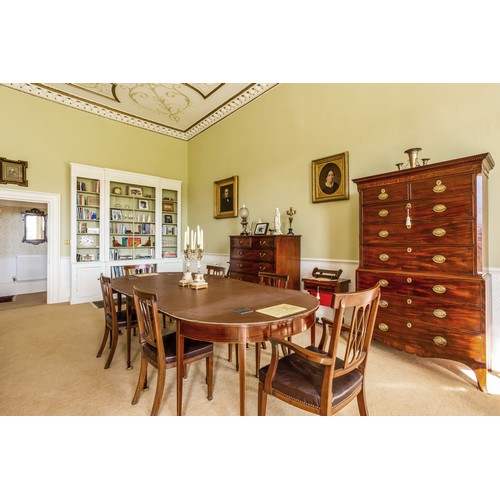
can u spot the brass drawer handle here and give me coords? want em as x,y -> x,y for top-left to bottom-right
237,263 -> 244,268
433,180 -> 447,193
238,240 -> 243,245
378,209 -> 389,217
433,204 -> 447,213
433,309 -> 447,319
378,323 -> 389,331
407,299 -> 412,304
259,266 -> 266,271
433,228 -> 446,237
379,300 -> 388,308
259,240 -> 266,246
432,255 -> 446,264
379,254 -> 389,262
433,336 -> 447,346
379,279 -> 389,287
378,230 -> 389,238
378,189 -> 388,200
238,251 -> 244,255
432,285 -> 447,294
259,252 -> 266,257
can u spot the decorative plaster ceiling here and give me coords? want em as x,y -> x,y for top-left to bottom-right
2,82 -> 278,141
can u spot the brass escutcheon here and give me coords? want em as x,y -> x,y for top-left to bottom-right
379,300 -> 388,308
407,247 -> 412,253
433,180 -> 447,193
378,209 -> 389,217
432,285 -> 447,294
379,279 -> 389,287
407,277 -> 412,283
407,299 -> 412,304
433,228 -> 446,237
379,254 -> 389,261
433,204 -> 447,213
433,336 -> 447,346
378,230 -> 389,238
407,322 -> 412,328
432,255 -> 446,264
378,189 -> 388,200
433,309 -> 447,318
378,323 -> 389,331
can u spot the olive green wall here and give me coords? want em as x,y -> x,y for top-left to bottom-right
0,85 -> 188,257
188,83 -> 500,267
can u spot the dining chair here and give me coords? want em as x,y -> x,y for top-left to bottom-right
96,274 -> 137,369
132,288 -> 214,416
258,283 -> 381,416
206,264 -> 226,277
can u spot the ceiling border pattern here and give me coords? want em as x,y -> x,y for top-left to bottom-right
1,82 -> 278,141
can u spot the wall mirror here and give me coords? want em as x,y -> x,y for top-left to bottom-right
22,208 -> 47,244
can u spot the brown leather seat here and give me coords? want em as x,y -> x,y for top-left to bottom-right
258,284 -> 380,416
96,274 -> 137,369
132,288 -> 214,416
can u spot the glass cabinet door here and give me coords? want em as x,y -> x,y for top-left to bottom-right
161,188 -> 178,258
76,177 -> 100,262
109,182 -> 156,261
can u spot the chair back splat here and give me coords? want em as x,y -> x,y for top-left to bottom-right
206,265 -> 226,277
258,284 -> 381,416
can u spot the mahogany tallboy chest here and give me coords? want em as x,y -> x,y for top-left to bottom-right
353,153 -> 494,391
229,235 -> 301,290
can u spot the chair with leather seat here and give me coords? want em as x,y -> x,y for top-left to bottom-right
96,274 -> 137,369
206,264 -> 226,277
258,283 -> 381,416
132,288 -> 214,416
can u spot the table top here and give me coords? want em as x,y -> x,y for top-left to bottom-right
112,272 -> 319,340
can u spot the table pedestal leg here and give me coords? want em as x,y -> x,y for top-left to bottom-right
238,341 -> 246,416
176,327 -> 184,416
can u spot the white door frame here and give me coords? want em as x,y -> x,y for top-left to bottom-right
0,187 -> 61,303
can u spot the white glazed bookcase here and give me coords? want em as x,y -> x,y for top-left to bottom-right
70,162 -> 182,304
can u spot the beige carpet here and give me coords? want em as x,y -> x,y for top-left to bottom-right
1,300 -> 500,416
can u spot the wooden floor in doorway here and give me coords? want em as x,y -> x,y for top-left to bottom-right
0,292 -> 47,310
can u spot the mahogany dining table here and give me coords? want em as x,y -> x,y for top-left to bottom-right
111,272 -> 319,416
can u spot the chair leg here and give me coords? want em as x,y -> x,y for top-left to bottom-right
132,357 -> 148,405
104,327 -> 118,369
206,354 -> 214,401
151,365 -> 166,416
96,325 -> 110,358
228,344 -> 232,362
255,343 -> 261,378
257,383 -> 267,416
126,325 -> 132,370
235,346 -> 239,372
357,387 -> 369,416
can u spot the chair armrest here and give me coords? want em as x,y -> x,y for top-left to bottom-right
269,338 -> 334,366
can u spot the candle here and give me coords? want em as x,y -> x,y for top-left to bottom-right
185,226 -> 189,249
200,229 -> 203,249
197,225 -> 200,247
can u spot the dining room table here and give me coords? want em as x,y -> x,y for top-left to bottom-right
111,271 -> 319,416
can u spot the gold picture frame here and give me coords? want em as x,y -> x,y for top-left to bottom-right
214,175 -> 239,218
312,152 -> 349,203
0,157 -> 28,187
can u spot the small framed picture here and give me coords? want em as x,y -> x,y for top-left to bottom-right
312,151 -> 350,203
128,186 -> 143,197
138,199 -> 149,210
214,175 -> 238,219
164,214 -> 173,223
87,196 -> 99,206
254,222 -> 269,235
111,209 -> 123,221
162,202 -> 175,212
0,157 -> 28,187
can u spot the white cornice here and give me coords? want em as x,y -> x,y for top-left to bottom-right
1,82 -> 278,141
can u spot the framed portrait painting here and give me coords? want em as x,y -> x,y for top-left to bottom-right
214,175 -> 238,218
311,152 -> 349,203
0,157 -> 28,187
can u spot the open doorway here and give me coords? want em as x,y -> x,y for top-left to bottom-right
0,188 -> 60,303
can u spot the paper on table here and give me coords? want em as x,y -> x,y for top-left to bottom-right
255,303 -> 307,318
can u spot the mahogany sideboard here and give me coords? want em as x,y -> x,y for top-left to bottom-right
353,153 -> 494,392
229,235 -> 301,290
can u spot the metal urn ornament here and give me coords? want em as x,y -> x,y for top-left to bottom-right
286,207 -> 296,235
396,148 -> 427,170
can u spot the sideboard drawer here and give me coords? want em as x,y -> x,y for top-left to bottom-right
230,248 -> 275,263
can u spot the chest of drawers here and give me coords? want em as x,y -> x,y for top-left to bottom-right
353,153 -> 494,391
229,235 -> 301,290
